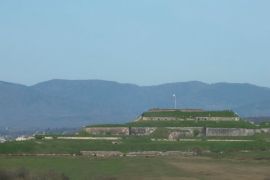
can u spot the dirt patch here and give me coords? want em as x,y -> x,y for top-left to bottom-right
169,158 -> 270,180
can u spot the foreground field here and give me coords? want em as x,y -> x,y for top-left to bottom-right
0,155 -> 269,180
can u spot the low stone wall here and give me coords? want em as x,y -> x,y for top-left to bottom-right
126,151 -> 162,157
57,137 -> 121,140
84,127 -> 129,136
162,151 -> 195,156
80,151 -> 123,157
80,151 -> 195,157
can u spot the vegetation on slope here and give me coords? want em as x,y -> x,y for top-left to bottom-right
127,120 -> 256,128
0,168 -> 69,180
88,120 -> 258,129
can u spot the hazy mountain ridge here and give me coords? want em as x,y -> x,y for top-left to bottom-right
0,79 -> 270,128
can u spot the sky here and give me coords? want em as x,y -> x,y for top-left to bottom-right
0,0 -> 270,87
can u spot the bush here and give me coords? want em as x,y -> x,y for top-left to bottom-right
94,176 -> 118,180
192,147 -> 203,155
0,168 -> 69,180
35,135 -> 45,140
193,129 -> 200,137
151,128 -> 169,138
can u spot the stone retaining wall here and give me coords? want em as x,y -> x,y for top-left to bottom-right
196,117 -> 240,121
80,151 -> 195,157
167,127 -> 205,140
130,127 -> 157,136
84,127 -> 270,137
85,127 -> 158,136
84,127 -> 129,136
206,128 -> 255,137
255,128 -> 270,134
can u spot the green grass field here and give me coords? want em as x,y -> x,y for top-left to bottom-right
1,135 -> 269,155
1,126 -> 270,180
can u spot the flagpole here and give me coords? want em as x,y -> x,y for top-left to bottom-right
173,94 -> 176,109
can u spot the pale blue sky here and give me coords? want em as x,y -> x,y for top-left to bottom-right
0,0 -> 270,86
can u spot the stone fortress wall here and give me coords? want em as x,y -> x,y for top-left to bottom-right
84,127 -> 129,136
84,127 -> 157,136
84,109 -> 267,137
84,127 -> 270,137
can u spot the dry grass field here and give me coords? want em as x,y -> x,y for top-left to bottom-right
166,156 -> 270,180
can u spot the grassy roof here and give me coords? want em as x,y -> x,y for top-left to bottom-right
142,110 -> 237,118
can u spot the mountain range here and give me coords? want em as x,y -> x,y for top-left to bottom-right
1,79 -> 270,128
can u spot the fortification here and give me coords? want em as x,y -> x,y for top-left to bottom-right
140,108 -> 240,121
83,109 -> 270,138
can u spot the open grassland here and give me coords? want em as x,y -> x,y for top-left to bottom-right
1,129 -> 270,180
0,155 -> 270,180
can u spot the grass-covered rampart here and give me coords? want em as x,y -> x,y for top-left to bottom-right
128,120 -> 256,128
88,120 -> 260,129
142,110 -> 237,118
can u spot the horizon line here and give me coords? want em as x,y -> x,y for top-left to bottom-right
0,78 -> 268,89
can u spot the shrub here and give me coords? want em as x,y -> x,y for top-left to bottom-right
35,135 -> 45,140
192,147 -> 203,155
0,168 -> 69,180
193,129 -> 200,137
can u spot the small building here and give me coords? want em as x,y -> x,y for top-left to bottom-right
15,136 -> 34,141
0,137 -> 6,143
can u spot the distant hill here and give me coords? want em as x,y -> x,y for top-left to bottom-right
0,79 -> 270,128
